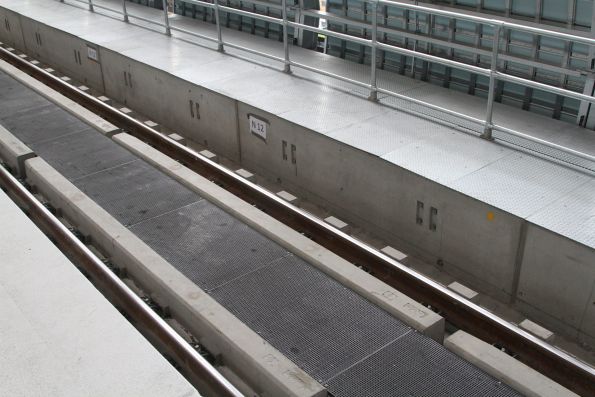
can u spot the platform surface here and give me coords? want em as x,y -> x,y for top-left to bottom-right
2,0 -> 592,249
0,188 -> 201,397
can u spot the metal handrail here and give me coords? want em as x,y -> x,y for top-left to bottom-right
63,0 -> 595,168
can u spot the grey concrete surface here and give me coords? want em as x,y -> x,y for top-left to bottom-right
0,183 -> 201,397
445,331 -> 578,397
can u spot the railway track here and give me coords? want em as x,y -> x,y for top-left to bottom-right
0,44 -> 594,396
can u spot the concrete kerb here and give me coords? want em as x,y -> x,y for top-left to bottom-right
0,123 -> 36,177
113,132 -> 445,342
445,331 -> 579,397
23,157 -> 326,397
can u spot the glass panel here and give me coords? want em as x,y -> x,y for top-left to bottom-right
511,0 -> 536,18
575,0 -> 592,28
542,0 -> 569,23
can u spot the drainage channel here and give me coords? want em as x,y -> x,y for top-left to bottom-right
0,63 -> 525,396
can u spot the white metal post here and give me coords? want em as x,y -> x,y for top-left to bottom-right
282,0 -> 291,73
122,0 -> 129,22
482,22 -> 502,140
214,0 -> 224,51
163,0 -> 171,36
369,0 -> 378,101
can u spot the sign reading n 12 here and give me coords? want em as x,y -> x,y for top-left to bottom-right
249,115 -> 267,140
87,45 -> 98,62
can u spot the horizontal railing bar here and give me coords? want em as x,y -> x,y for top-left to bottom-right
287,21 -> 372,45
377,86 -> 485,125
495,71 -> 595,104
224,41 -> 285,62
90,1 -> 123,14
169,25 -> 219,43
301,9 -> 583,78
126,12 -> 166,26
494,124 -> 595,163
219,4 -> 281,24
290,60 -> 372,89
376,41 -> 491,76
379,0 -> 595,46
179,0 -> 282,10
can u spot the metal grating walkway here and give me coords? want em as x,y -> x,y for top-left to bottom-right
0,70 -> 522,397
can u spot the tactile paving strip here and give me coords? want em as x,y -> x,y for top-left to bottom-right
211,256 -> 413,383
130,199 -> 290,291
326,331 -> 521,397
73,159 -> 200,227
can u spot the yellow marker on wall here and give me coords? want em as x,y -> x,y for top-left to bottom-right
487,211 -> 495,221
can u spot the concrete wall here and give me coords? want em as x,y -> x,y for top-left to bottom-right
2,9 -> 594,345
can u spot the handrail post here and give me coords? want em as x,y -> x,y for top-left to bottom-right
369,0 -> 378,101
163,0 -> 171,36
481,22 -> 502,140
88,0 -> 94,12
214,0 -> 224,52
282,0 -> 291,73
122,0 -> 129,22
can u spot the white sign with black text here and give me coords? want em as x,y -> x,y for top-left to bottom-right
249,115 -> 267,140
87,46 -> 98,62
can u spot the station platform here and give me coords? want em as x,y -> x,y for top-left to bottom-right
0,187 -> 200,397
0,0 -> 593,346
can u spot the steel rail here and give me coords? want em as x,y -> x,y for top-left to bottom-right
0,159 -> 243,397
1,45 -> 592,396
